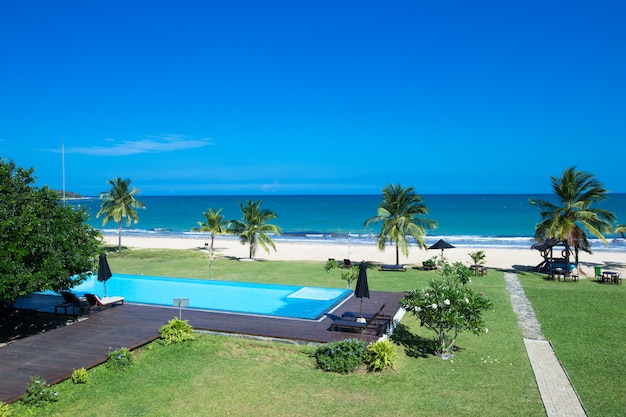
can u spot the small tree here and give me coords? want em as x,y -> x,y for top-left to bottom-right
365,183 -> 437,265
192,208 -> 229,252
97,177 -> 145,252
324,259 -> 359,289
230,200 -> 281,259
401,260 -> 492,359
468,250 -> 486,266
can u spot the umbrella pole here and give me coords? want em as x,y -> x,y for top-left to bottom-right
356,299 -> 366,323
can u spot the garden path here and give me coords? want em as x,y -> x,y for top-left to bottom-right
504,272 -> 587,417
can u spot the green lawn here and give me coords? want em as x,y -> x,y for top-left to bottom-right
516,271 -> 626,417
13,247 -> 610,416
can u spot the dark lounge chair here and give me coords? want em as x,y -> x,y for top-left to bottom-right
380,264 -> 407,272
55,291 -> 89,315
330,318 -> 387,335
341,304 -> 393,326
84,293 -> 124,314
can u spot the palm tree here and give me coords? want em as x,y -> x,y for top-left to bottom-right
468,250 -> 486,266
97,177 -> 146,252
192,208 -> 230,252
529,166 -> 615,267
365,183 -> 437,265
616,224 -> 626,238
230,200 -> 281,259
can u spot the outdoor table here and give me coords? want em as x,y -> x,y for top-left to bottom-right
602,271 -> 619,284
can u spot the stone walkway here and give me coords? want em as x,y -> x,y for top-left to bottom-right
504,273 -> 587,417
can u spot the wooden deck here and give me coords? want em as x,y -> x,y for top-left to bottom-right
1,291 -> 404,403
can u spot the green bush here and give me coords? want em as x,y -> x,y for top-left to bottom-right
422,257 -> 437,270
315,338 -> 367,373
20,376 -> 58,407
0,401 -> 11,417
106,347 -> 134,371
159,317 -> 195,345
401,259 -> 493,359
364,340 -> 398,372
71,367 -> 88,384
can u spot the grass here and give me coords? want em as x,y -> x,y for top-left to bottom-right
516,271 -> 626,417
8,247 -> 618,416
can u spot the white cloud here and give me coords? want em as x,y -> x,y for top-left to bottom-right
60,134 -> 213,156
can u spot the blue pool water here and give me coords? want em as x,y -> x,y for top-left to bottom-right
66,274 -> 351,320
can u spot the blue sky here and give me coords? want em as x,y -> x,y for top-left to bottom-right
1,1 -> 625,196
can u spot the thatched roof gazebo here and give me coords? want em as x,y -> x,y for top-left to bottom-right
531,238 -> 571,272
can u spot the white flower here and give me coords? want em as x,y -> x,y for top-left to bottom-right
444,299 -> 450,306
465,297 -> 469,304
415,307 -> 422,312
485,328 -> 489,333
431,303 -> 438,309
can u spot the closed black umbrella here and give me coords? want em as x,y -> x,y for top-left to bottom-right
355,262 -> 370,321
98,253 -> 113,297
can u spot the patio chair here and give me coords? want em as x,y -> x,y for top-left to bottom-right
594,266 -> 602,280
55,291 -> 89,315
84,293 -> 124,314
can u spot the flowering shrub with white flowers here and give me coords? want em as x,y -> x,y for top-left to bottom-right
401,261 -> 492,359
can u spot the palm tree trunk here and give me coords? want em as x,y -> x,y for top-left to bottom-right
117,222 -> 122,252
210,234 -> 215,252
395,243 -> 400,266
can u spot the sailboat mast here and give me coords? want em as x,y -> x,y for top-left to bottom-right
62,138 -> 66,201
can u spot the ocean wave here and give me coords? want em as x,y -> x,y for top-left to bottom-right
100,228 -> 626,252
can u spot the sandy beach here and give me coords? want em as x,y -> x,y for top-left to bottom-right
104,235 -> 626,277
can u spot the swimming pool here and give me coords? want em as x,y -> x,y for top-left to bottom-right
66,274 -> 351,320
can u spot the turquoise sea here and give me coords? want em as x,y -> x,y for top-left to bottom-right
69,194 -> 626,252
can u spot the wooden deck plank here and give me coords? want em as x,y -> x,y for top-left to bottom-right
1,291 -> 404,403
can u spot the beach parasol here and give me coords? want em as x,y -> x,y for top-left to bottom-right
354,262 -> 370,322
97,253 -> 113,297
428,239 -> 455,258
428,239 -> 455,251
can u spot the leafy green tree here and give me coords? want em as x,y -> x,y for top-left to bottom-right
365,183 -> 437,265
401,260 -> 492,359
192,208 -> 230,252
324,259 -> 359,289
230,200 -> 281,259
0,159 -> 102,305
529,167 -> 615,267
97,177 -> 145,252
616,224 -> 626,238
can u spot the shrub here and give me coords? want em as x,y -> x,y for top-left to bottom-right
159,317 -> 195,345
364,340 -> 398,372
0,401 -> 10,417
315,338 -> 367,373
20,376 -> 58,406
71,367 -> 88,384
401,259 -> 493,359
106,347 -> 134,371
422,257 -> 437,270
